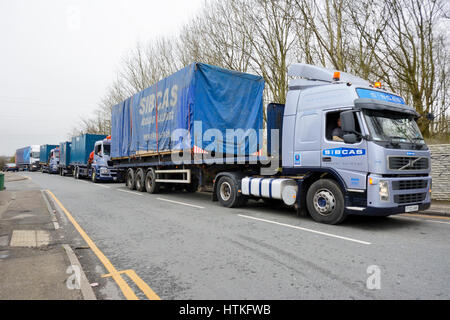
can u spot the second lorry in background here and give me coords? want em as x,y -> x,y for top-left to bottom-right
70,134 -> 118,182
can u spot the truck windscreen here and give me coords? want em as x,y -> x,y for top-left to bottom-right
363,110 -> 425,145
103,144 -> 110,156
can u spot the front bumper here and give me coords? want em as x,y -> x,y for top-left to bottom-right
345,174 -> 431,216
346,201 -> 431,216
97,167 -> 118,181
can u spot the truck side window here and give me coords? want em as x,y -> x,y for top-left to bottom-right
325,111 -> 362,143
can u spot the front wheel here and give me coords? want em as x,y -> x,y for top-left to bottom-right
91,170 -> 98,183
306,179 -> 347,224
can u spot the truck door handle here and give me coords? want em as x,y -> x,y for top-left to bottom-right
322,157 -> 331,162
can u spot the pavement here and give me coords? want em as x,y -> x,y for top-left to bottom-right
1,171 -> 450,300
423,200 -> 450,217
0,172 -> 95,300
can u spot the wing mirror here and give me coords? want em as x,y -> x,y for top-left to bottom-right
340,110 -> 355,133
343,133 -> 357,144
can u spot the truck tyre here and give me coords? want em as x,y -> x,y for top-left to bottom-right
135,168 -> 146,192
306,179 -> 347,224
216,176 -> 246,208
145,168 -> 160,194
126,168 -> 136,190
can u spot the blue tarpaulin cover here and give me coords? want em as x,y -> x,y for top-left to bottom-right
16,146 -> 31,165
111,63 -> 264,158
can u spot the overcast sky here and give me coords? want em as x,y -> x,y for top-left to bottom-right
0,0 -> 204,156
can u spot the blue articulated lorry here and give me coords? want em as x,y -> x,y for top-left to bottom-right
111,62 -> 431,225
15,146 -> 31,171
40,144 -> 59,174
71,134 -> 118,182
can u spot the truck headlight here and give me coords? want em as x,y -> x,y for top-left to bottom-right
100,167 -> 108,174
379,180 -> 389,201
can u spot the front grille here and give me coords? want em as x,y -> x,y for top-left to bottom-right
392,180 -> 428,190
394,193 -> 426,204
388,157 -> 429,170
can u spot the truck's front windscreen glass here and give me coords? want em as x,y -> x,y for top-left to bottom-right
363,110 -> 425,144
103,144 -> 110,156
53,151 -> 60,158
32,152 -> 39,158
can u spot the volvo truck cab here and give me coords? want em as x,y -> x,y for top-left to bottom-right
273,64 -> 431,223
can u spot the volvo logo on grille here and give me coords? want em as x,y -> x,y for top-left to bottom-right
399,157 -> 423,170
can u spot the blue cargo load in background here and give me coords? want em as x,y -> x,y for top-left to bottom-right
111,62 -> 265,158
71,134 -> 107,165
59,141 -> 72,167
40,144 -> 58,164
15,146 -> 31,166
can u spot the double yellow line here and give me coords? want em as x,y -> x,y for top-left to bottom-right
46,190 -> 160,300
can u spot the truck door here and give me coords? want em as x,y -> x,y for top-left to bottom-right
321,109 -> 368,190
293,110 -> 322,167
93,143 -> 101,163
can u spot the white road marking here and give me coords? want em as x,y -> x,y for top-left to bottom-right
156,197 -> 205,209
94,184 -> 110,189
117,189 -> 143,196
238,214 -> 371,245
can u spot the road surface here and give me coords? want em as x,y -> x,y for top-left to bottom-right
8,171 -> 450,300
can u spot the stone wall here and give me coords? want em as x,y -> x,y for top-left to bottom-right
429,144 -> 450,201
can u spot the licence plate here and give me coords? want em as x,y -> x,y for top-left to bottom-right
405,205 -> 419,213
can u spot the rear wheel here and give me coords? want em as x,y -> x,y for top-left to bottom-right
135,168 -> 146,192
306,179 -> 346,224
145,168 -> 160,194
126,168 -> 135,190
